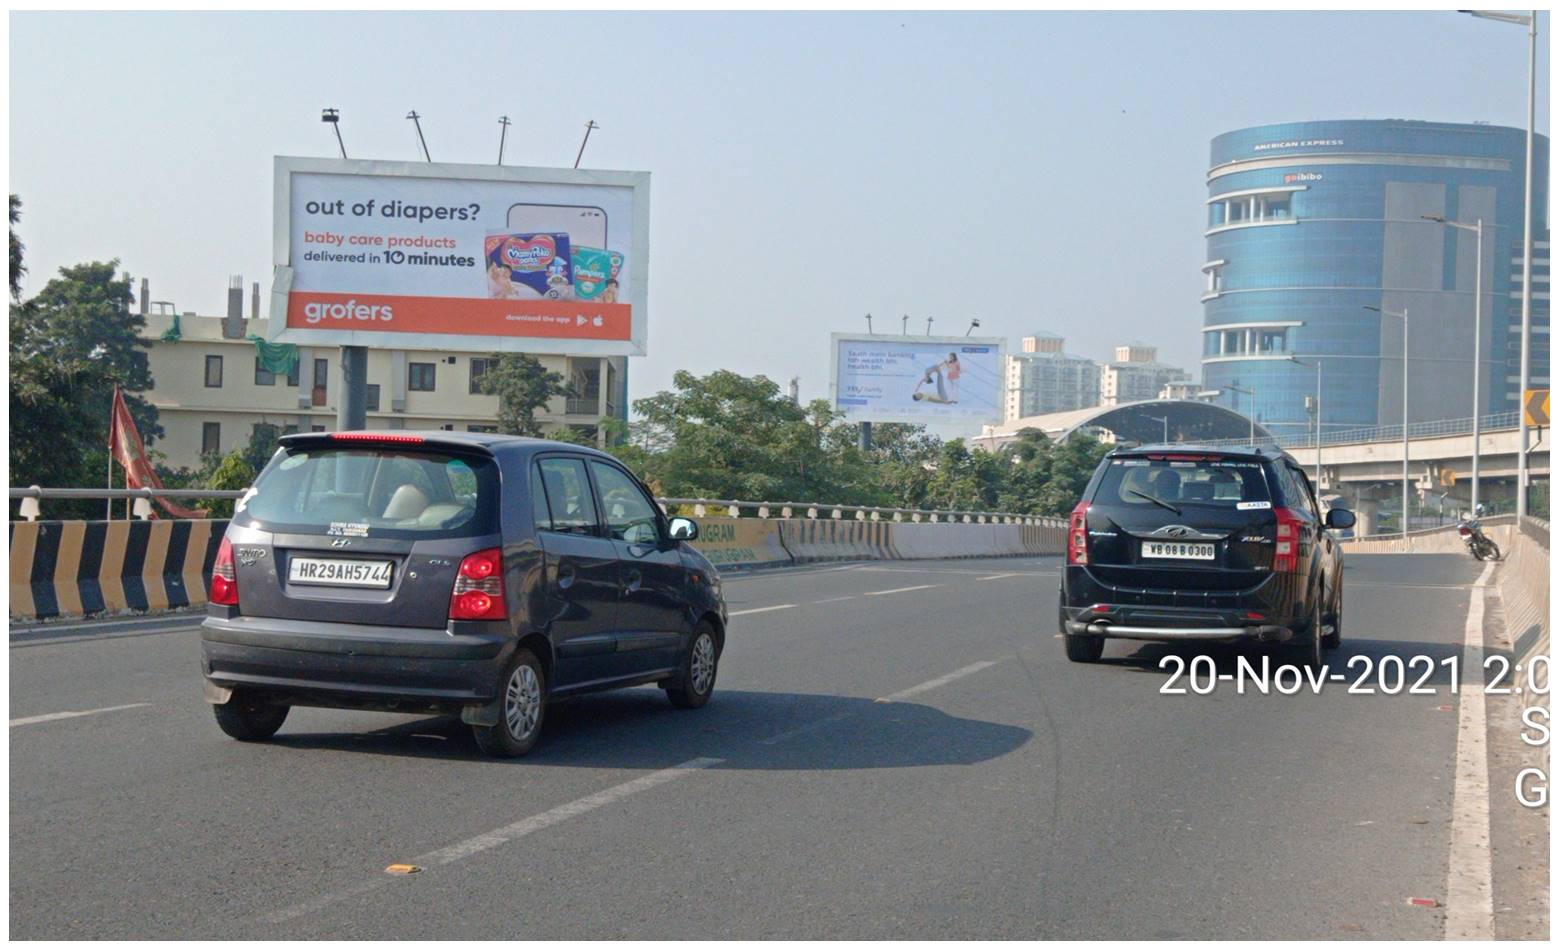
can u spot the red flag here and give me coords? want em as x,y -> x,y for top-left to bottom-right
109,388 -> 208,519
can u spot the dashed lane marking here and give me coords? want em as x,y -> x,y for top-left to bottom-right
863,584 -> 942,597
10,703 -> 150,727
876,660 -> 1001,703
728,604 -> 796,616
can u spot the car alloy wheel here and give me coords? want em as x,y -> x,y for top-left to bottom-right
504,662 -> 542,741
690,632 -> 716,696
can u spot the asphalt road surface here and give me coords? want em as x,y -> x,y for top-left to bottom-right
9,554 -> 1546,939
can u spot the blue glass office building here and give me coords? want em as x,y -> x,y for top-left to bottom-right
1202,120 -> 1549,441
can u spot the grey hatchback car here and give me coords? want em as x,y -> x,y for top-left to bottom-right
201,431 -> 728,757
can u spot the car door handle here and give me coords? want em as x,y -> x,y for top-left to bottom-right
557,564 -> 576,589
623,569 -> 642,595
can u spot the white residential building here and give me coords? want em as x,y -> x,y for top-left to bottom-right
1099,343 -> 1189,407
1003,331 -> 1100,421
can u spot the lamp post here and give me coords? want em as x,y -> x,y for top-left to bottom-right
1224,384 -> 1256,442
1144,414 -> 1169,444
1422,216 -> 1485,513
1464,9 -> 1537,517
320,108 -> 346,158
1288,356 -> 1324,490
1365,305 -> 1411,537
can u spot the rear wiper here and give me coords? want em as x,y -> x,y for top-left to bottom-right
1126,488 -> 1181,516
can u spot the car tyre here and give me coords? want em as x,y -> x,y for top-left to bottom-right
1322,582 -> 1342,650
667,622 -> 718,709
472,648 -> 546,758
1292,590 -> 1325,669
1063,633 -> 1106,663
212,690 -> 289,742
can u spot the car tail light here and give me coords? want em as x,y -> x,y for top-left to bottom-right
1272,507 -> 1303,573
450,548 -> 506,620
1067,502 -> 1089,565
331,432 -> 426,444
210,537 -> 239,606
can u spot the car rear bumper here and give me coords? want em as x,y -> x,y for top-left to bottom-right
201,614 -> 512,712
1062,619 -> 1293,642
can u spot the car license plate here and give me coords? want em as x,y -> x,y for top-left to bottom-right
1141,541 -> 1215,561
288,556 -> 393,588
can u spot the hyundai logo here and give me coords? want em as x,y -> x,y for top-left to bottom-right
331,538 -> 352,548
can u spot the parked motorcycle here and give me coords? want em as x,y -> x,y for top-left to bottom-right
1457,519 -> 1501,561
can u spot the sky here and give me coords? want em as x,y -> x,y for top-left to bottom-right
8,10 -> 1551,431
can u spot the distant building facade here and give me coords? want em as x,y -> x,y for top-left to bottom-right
1099,343 -> 1189,407
1003,331 -> 1100,420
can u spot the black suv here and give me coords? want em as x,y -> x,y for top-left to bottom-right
201,432 -> 728,757
1059,445 -> 1355,666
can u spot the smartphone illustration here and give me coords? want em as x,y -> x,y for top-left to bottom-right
506,204 -> 608,249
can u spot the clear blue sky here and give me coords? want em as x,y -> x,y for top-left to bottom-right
9,11 -> 1550,425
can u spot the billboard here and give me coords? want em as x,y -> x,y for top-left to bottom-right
270,156 -> 649,356
830,334 -> 1006,424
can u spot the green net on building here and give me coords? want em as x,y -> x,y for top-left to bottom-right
248,335 -> 299,377
158,314 -> 182,342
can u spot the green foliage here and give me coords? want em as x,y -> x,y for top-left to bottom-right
201,451 -> 258,519
479,354 -> 574,437
10,195 -> 24,300
9,258 -> 158,519
615,370 -> 1107,516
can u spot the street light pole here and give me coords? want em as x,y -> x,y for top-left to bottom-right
1464,8 -> 1537,518
1224,384 -> 1256,442
1367,304 -> 1411,537
1422,215 -> 1485,514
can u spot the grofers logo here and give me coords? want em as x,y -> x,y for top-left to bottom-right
303,299 -> 395,324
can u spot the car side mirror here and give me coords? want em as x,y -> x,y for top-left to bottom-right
668,516 -> 699,541
1325,508 -> 1356,530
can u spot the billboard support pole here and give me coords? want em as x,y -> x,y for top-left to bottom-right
860,421 -> 872,452
338,345 -> 368,431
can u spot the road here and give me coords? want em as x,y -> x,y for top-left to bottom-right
8,554 -> 1545,939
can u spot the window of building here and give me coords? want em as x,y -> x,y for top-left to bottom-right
204,355 -> 223,388
1208,188 -> 1301,230
468,424 -> 498,433
409,362 -> 436,392
254,358 -> 275,386
286,362 -> 300,387
311,425 -> 326,432
470,357 -> 493,394
201,422 -> 220,455
366,384 -> 381,412
312,358 -> 328,406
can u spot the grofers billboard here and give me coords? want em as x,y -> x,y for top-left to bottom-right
270,156 -> 649,356
831,334 -> 1006,424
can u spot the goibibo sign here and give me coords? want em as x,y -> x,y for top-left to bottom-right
270,156 -> 650,356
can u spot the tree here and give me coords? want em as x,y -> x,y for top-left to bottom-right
9,260 -> 159,508
10,195 -> 24,300
997,429 -> 1111,516
479,354 -> 574,437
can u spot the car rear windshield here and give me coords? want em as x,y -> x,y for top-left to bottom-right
234,446 -> 500,539
1094,456 -> 1271,510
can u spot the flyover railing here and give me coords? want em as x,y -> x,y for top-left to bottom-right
1181,411 -> 1523,451
9,486 -> 1060,527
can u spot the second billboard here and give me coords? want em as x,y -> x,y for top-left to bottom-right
831,334 -> 1006,424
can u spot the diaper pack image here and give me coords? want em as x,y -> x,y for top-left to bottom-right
485,231 -> 573,299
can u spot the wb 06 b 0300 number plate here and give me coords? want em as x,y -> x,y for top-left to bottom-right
1141,541 -> 1215,560
288,556 -> 394,588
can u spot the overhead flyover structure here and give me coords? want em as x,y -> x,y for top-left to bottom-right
972,399 -> 1271,452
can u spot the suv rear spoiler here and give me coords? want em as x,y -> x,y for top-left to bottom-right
278,431 -> 498,457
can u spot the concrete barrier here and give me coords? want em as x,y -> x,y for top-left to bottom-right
8,519 -> 226,621
1341,516 -> 1515,555
1496,517 -> 1549,656
777,519 -> 897,562
686,517 -> 791,570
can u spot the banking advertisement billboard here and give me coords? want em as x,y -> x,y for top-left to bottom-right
830,334 -> 1006,424
270,157 -> 649,356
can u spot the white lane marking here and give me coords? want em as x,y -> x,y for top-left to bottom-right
758,712 -> 853,746
264,757 -> 723,924
876,660 -> 1000,703
728,604 -> 796,617
812,596 -> 856,605
415,758 -> 723,866
9,703 -> 149,727
1444,561 -> 1497,940
863,584 -> 941,597
977,572 -> 1025,581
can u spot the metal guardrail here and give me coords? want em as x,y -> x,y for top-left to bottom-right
9,487 -> 1061,526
